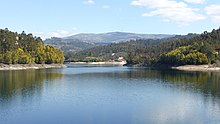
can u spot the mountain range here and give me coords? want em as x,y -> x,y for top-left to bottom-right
44,32 -> 175,52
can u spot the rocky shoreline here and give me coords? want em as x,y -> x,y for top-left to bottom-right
0,64 -> 67,70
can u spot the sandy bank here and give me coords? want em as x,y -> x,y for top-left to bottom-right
69,61 -> 127,65
0,64 -> 67,70
172,65 -> 220,72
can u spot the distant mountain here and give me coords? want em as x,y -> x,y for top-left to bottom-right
44,32 -> 175,52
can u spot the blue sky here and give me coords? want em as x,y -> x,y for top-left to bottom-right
1,0 -> 220,39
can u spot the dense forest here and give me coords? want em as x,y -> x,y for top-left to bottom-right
66,28 -> 220,66
0,28 -> 64,64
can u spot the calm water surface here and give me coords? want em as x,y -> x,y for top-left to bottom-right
0,64 -> 220,124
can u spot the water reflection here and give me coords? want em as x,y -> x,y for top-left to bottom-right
77,67 -> 220,97
0,66 -> 220,124
0,69 -> 64,100
62,66 -> 220,123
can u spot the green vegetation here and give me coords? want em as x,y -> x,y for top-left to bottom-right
160,45 -> 213,65
66,28 -> 220,66
65,39 -> 161,63
0,28 -> 64,64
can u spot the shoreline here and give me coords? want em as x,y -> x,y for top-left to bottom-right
68,61 -> 127,65
5,63 -> 219,72
124,63 -> 220,72
172,64 -> 220,72
0,64 -> 67,70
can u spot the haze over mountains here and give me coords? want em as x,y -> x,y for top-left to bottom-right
44,32 -> 175,52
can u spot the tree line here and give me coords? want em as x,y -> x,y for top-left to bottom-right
0,28 -> 64,64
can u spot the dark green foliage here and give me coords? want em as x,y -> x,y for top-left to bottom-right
4,51 -> 13,64
65,39 -> 161,62
0,28 -> 64,64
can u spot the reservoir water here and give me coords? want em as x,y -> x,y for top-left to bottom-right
0,64 -> 220,124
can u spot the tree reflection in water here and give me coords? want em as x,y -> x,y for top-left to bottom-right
0,69 -> 63,100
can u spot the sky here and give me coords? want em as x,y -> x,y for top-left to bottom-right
1,0 -> 220,39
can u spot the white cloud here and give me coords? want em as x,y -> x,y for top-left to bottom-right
131,0 -> 206,25
205,5 -> 220,22
183,0 -> 205,4
83,0 -> 95,5
102,5 -> 110,9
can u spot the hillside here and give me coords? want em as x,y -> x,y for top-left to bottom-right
65,33 -> 197,61
44,32 -> 175,52
65,28 -> 220,66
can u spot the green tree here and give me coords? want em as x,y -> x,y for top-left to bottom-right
4,51 -> 13,64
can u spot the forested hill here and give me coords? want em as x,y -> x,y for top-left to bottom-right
65,33 -> 197,62
0,28 -> 64,64
66,28 -> 220,66
44,32 -> 175,52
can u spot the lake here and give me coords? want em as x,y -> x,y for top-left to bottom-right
0,64 -> 220,124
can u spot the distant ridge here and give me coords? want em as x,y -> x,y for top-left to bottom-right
44,32 -> 175,52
